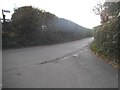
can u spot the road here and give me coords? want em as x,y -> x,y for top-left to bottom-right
3,37 -> 118,88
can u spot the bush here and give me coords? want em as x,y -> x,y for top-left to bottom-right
92,17 -> 119,64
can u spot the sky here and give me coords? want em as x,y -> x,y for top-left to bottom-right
0,0 -> 103,29
106,0 -> 120,2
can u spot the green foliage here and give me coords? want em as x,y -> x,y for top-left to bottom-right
3,6 -> 93,49
92,1 -> 120,64
93,1 -> 120,24
92,17 -> 119,64
103,1 -> 120,16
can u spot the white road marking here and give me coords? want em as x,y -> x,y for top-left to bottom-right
72,54 -> 79,58
84,49 -> 88,52
80,49 -> 88,53
80,51 -> 84,53
62,57 -> 69,59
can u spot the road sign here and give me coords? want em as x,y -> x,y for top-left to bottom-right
2,9 -> 10,13
2,9 -> 10,23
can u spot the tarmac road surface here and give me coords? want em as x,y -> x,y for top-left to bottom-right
3,37 -> 118,88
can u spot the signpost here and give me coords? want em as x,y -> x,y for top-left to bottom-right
2,9 -> 10,23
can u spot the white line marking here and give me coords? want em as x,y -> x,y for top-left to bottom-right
72,54 -> 79,58
62,57 -> 69,59
80,51 -> 84,53
80,49 -> 88,53
84,49 -> 88,51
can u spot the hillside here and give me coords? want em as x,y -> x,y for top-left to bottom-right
2,6 -> 93,49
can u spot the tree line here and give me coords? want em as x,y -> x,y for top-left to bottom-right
2,6 -> 93,49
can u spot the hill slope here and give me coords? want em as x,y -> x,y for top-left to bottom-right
2,6 -> 93,49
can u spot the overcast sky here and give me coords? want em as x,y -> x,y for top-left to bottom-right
0,0 -> 103,29
106,0 -> 120,2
